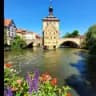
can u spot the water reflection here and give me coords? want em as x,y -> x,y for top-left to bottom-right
65,51 -> 96,96
86,55 -> 96,89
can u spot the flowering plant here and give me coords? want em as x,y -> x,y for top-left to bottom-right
4,63 -> 72,96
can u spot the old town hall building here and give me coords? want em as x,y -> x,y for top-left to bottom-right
42,5 -> 60,50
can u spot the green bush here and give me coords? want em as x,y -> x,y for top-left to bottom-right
11,36 -> 26,50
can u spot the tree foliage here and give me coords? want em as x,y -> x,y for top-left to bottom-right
85,25 -> 96,54
63,30 -> 80,38
71,30 -> 80,37
85,24 -> 96,54
11,35 -> 26,49
82,25 -> 96,89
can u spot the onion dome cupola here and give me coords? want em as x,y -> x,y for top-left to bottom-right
49,6 -> 53,16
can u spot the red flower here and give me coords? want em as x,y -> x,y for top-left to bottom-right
50,78 -> 57,86
11,87 -> 18,92
4,63 -> 12,68
66,92 -> 72,96
41,72 -> 52,82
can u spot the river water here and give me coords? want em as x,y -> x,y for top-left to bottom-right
4,48 -> 96,96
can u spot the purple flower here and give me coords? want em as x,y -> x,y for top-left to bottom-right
32,78 -> 38,92
26,72 -> 30,81
4,89 -> 7,96
28,81 -> 33,94
6,87 -> 13,96
26,72 -> 33,93
26,72 -> 31,85
34,69 -> 39,79
26,70 -> 39,94
33,69 -> 39,91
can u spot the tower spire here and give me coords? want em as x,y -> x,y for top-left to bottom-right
49,0 -> 53,16
50,0 -> 52,6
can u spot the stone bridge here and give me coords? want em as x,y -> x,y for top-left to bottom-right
25,37 -> 84,48
25,39 -> 42,47
58,37 -> 84,48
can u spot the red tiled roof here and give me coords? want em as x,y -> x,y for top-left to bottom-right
26,32 -> 34,34
16,29 -> 26,34
4,19 -> 12,26
35,35 -> 41,39
17,28 -> 41,38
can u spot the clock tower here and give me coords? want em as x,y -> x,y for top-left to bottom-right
42,5 -> 60,50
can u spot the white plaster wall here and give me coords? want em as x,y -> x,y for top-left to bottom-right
24,33 -> 36,40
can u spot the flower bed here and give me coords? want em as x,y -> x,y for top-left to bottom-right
4,63 -> 72,96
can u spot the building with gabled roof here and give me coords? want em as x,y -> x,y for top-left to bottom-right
4,19 -> 17,45
16,29 -> 26,39
16,28 -> 42,46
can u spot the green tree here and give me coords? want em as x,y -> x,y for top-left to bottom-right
71,30 -> 80,37
63,30 -> 80,38
11,35 -> 26,50
86,25 -> 96,48
85,24 -> 96,54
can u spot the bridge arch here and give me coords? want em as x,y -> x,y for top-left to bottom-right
26,42 -> 33,48
59,40 -> 80,48
58,38 -> 81,48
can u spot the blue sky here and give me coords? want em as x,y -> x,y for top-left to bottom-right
4,0 -> 96,37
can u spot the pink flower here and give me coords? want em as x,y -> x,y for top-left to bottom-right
16,79 -> 22,85
11,87 -> 18,92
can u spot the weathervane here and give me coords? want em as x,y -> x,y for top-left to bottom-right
50,0 -> 52,6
